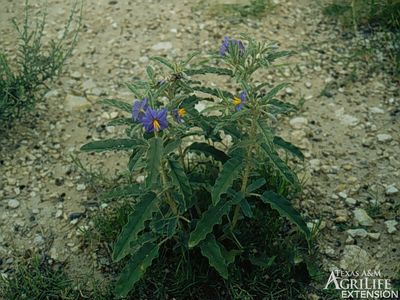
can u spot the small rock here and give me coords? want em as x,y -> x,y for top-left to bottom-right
33,235 -> 45,246
7,199 -> 20,209
289,117 -> 308,129
70,71 -> 81,80
353,208 -> 374,226
55,210 -> 63,218
152,42 -> 172,51
340,245 -> 375,271
369,107 -> 384,114
65,95 -> 90,111
139,56 -> 149,63
76,184 -> 86,191
309,159 -> 321,171
285,87 -> 294,95
347,229 -> 368,238
377,134 -> 392,143
368,232 -> 380,240
345,198 -> 357,206
68,212 -> 84,221
385,185 -> 398,195
338,192 -> 347,199
305,81 -> 312,88
385,220 -> 398,234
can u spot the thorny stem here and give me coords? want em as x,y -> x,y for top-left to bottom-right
155,131 -> 178,215
230,113 -> 258,232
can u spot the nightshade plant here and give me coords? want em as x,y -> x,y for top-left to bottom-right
81,35 -> 310,298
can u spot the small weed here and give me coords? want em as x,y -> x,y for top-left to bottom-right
0,253 -> 112,300
0,0 -> 81,130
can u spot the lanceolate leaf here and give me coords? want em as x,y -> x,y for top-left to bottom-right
99,98 -> 132,113
81,139 -> 143,153
240,199 -> 253,218
185,66 -> 233,77
192,86 -> 233,99
260,191 -> 310,239
260,143 -> 298,186
273,136 -> 304,160
150,56 -> 174,70
246,178 -> 266,193
211,156 -> 244,205
262,83 -> 288,102
128,147 -> 146,172
185,142 -> 229,163
268,99 -> 297,115
114,242 -> 159,298
146,137 -> 163,187
168,158 -> 191,205
189,199 -> 232,248
112,192 -> 159,262
107,118 -> 132,126
101,184 -> 141,202
199,234 -> 229,279
256,119 -> 274,145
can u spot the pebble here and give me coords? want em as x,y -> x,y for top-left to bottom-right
345,198 -> 357,206
338,192 -> 347,199
70,71 -> 81,80
305,81 -> 312,88
76,184 -> 86,191
369,107 -> 384,114
65,95 -> 90,111
353,208 -> 374,226
33,235 -> 45,246
385,185 -> 398,195
376,134 -> 392,142
347,229 -> 368,238
384,220 -> 398,234
7,199 -> 20,209
152,42 -> 172,51
367,232 -> 380,240
289,117 -> 308,129
340,245 -> 375,271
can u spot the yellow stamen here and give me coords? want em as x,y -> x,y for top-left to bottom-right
178,108 -> 186,117
233,97 -> 241,106
153,119 -> 161,130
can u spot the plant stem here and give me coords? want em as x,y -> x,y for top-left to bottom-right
155,131 -> 178,214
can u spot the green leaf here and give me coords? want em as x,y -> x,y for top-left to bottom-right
146,137 -> 163,187
273,136 -> 304,160
192,86 -> 233,99
114,242 -> 159,298
101,185 -> 141,202
249,254 -> 276,268
112,192 -> 159,262
261,83 -> 288,102
240,199 -> 253,218
81,139 -> 143,152
260,143 -> 298,186
151,56 -> 174,70
211,156 -> 244,205
151,216 -> 177,238
268,99 -> 297,115
246,178 -> 266,193
168,158 -> 191,207
185,142 -> 229,163
128,147 -> 146,172
99,99 -> 131,113
185,66 -> 233,77
265,50 -> 294,63
164,139 -> 181,154
189,199 -> 232,248
256,119 -> 274,145
146,66 -> 155,80
199,234 -> 229,279
260,191 -> 310,239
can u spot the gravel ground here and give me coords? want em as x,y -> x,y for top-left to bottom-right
0,0 -> 399,286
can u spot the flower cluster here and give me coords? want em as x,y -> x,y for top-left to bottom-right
220,36 -> 245,57
132,98 -> 187,133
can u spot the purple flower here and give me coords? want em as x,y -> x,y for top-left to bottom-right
233,91 -> 246,111
140,107 -> 168,132
132,98 -> 149,122
220,37 -> 245,57
172,107 -> 186,123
